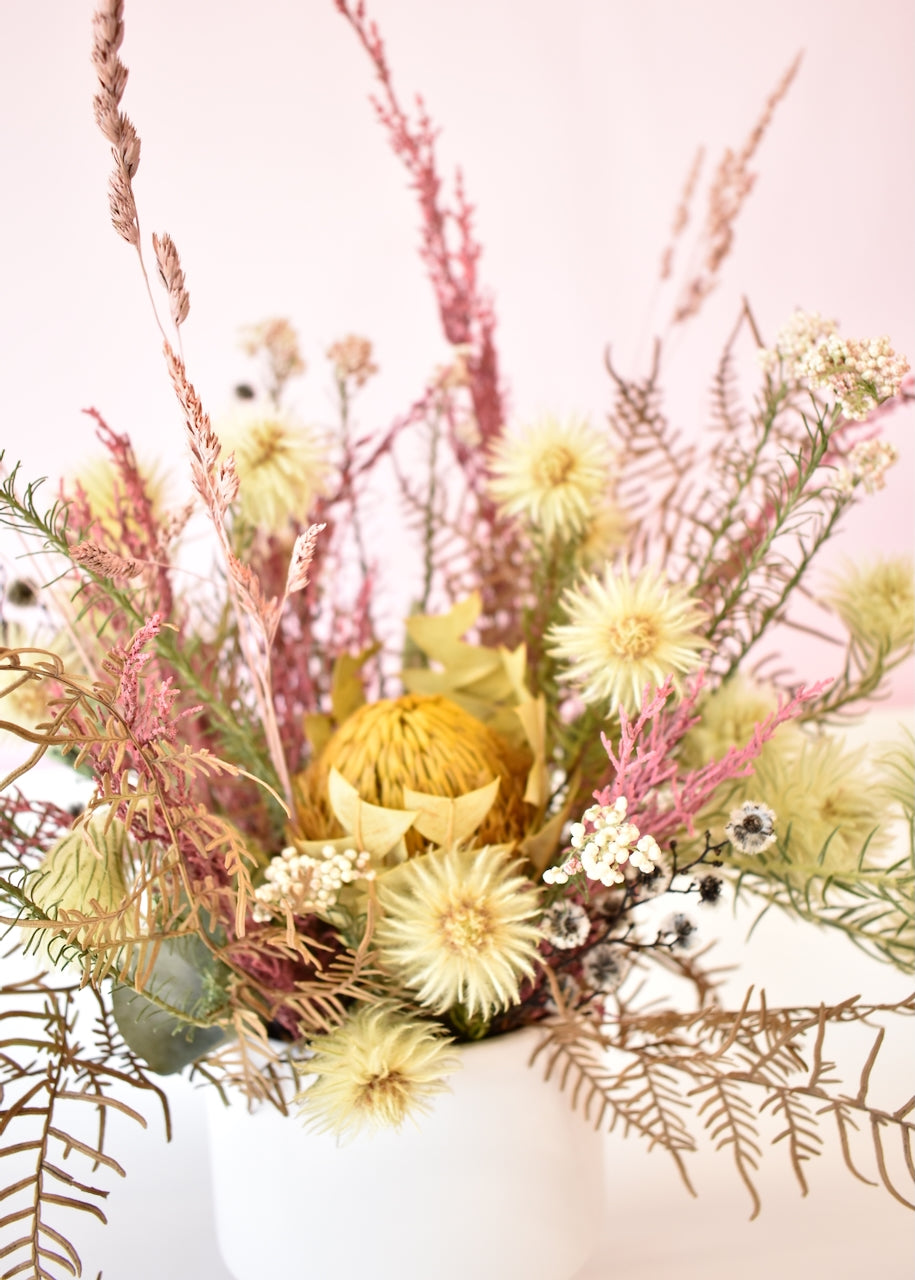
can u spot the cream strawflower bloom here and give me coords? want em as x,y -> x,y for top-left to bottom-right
825,556 -> 914,654
547,564 -> 707,712
487,415 -> 612,542
295,1006 -> 458,1139
375,844 -> 543,1020
216,405 -> 329,532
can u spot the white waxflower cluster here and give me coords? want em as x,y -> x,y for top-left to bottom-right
252,843 -> 372,922
833,438 -> 899,495
544,796 -> 662,888
759,310 -> 837,371
798,333 -> 909,420
760,311 -> 910,421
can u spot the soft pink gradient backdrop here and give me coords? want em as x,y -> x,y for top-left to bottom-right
0,2 -> 912,701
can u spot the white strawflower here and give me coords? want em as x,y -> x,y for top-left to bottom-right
295,1006 -> 458,1139
724,800 -> 777,854
487,415 -> 613,543
541,900 -> 591,950
375,845 -> 543,1020
548,563 -> 707,712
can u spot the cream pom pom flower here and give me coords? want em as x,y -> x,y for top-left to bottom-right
375,844 -> 543,1021
486,415 -> 612,543
547,563 -> 707,712
216,405 -> 330,532
295,1006 -> 458,1139
825,556 -> 914,655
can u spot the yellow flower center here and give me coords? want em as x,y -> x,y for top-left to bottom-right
439,898 -> 492,954
532,444 -> 576,488
249,424 -> 286,470
605,614 -> 659,660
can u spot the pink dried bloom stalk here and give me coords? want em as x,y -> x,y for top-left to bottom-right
595,673 -> 829,843
335,0 -> 504,466
152,231 -> 190,327
91,0 -> 140,247
101,613 -> 180,748
70,540 -> 144,581
672,55 -> 801,324
659,146 -> 704,282
80,407 -> 176,617
163,340 -> 306,804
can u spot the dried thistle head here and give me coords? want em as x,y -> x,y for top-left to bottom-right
294,1005 -> 458,1138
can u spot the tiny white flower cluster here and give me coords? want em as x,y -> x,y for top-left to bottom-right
798,333 -> 909,421
760,310 -> 910,421
759,309 -> 837,371
252,843 -> 372,922
544,796 -> 662,888
834,438 -> 899,496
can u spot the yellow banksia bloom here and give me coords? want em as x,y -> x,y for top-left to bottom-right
375,844 -> 543,1020
826,556 -> 914,654
296,694 -> 531,855
548,563 -> 707,713
295,1005 -> 458,1138
487,415 -> 612,543
216,405 -> 329,532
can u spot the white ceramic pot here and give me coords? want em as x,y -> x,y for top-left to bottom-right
206,1026 -> 605,1280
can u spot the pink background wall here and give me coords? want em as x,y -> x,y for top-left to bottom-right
1,0 -> 912,704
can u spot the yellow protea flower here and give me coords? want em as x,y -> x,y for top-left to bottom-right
375,844 -> 543,1020
723,735 -> 889,883
825,555 -> 914,654
216,405 -> 329,532
487,415 -> 612,543
296,694 -> 532,855
547,563 -> 707,712
295,1006 -> 458,1139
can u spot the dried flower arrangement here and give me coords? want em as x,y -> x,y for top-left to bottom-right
1,1 -> 913,1275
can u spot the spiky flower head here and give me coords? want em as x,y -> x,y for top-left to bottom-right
375,844 -> 543,1020
678,673 -> 802,773
297,695 -> 531,855
487,415 -> 613,543
295,1006 -> 458,1139
825,556 -> 914,655
216,405 -> 329,533
547,563 -> 707,712
725,736 -> 888,882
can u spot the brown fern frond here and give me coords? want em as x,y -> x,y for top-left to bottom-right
0,980 -> 167,1280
